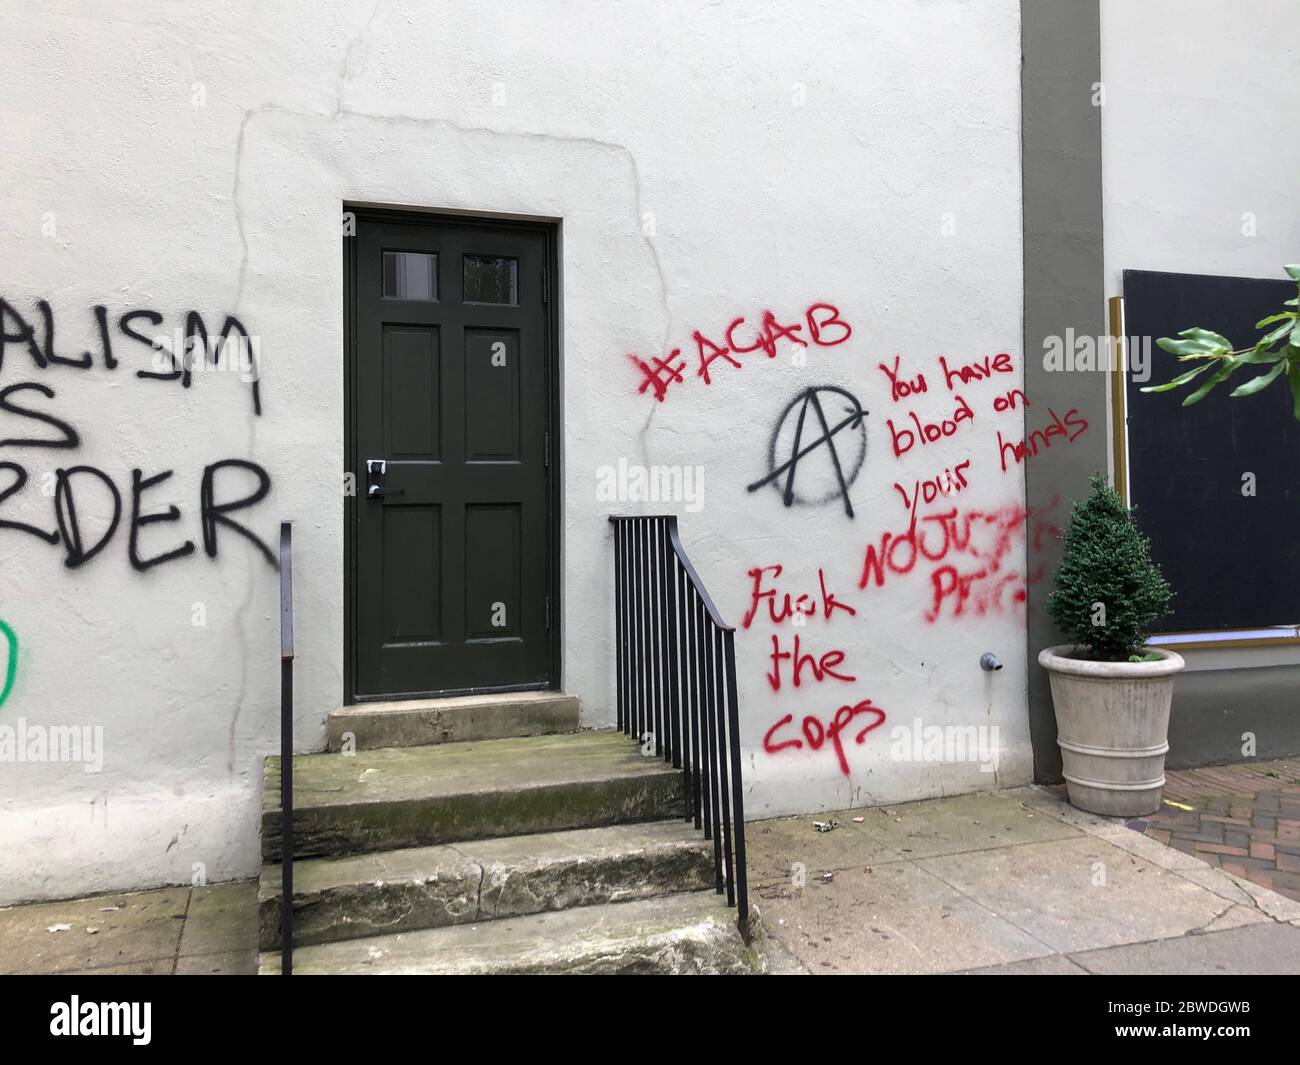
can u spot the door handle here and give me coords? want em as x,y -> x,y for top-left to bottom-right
364,458 -> 404,500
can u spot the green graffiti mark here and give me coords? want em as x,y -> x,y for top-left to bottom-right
0,621 -> 16,709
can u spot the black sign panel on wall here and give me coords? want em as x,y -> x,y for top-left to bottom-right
1123,268 -> 1300,633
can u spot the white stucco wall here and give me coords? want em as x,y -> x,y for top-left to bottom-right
0,0 -> 1028,903
1101,0 -> 1300,293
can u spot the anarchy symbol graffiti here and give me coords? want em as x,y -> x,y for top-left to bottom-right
747,386 -> 868,519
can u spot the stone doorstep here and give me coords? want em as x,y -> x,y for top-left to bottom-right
327,692 -> 581,751
258,891 -> 758,976
261,731 -> 686,861
257,821 -> 715,950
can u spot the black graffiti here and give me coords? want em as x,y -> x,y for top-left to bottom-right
747,385 -> 868,519
0,298 -> 261,416
201,459 -> 275,568
130,467 -> 196,571
0,295 -> 275,573
0,298 -> 48,369
0,462 -> 59,545
37,300 -> 93,369
117,309 -> 162,366
0,382 -> 80,448
0,458 -> 275,572
4,298 -> 116,374
55,466 -> 121,568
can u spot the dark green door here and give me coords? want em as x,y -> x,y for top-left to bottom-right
352,214 -> 555,698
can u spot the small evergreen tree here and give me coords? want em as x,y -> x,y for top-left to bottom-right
1048,474 -> 1172,660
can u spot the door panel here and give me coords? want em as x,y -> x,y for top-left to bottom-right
352,214 -> 554,697
384,325 -> 441,457
464,328 -> 520,460
465,503 -> 521,638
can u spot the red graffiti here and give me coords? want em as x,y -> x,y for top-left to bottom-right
1025,492 -> 1063,590
893,460 -> 972,512
858,504 -> 1030,622
878,355 -> 928,403
805,304 -> 853,347
630,351 -> 686,402
939,352 -> 1014,390
630,302 -> 852,400
743,311 -> 808,359
763,698 -> 888,776
766,632 -> 856,692
859,504 -> 1026,587
993,387 -> 1028,412
693,329 -> 740,383
927,564 -> 1027,622
886,394 -> 975,457
997,407 -> 1088,471
696,307 -> 846,382
742,564 -> 857,629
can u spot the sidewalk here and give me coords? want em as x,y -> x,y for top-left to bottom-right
4,777 -> 1300,975
1123,759 -> 1300,903
0,883 -> 258,975
750,783 -> 1300,974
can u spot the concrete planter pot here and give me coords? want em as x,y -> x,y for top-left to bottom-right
1038,645 -> 1184,817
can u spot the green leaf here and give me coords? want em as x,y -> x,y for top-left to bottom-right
1241,346 -> 1283,364
1289,365 -> 1300,421
1255,312 -> 1297,329
1229,359 -> 1286,397
1258,320 -> 1294,347
1181,327 -> 1233,347
1139,362 -> 1214,393
1284,264 -> 1300,281
1157,327 -> 1232,357
1181,360 -> 1238,406
1157,338 -> 1209,357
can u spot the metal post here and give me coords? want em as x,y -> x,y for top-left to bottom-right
278,522 -> 294,976
724,630 -> 751,942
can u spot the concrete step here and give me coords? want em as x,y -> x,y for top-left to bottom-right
259,891 -> 755,975
327,691 -> 580,751
258,820 -> 714,949
262,730 -> 683,861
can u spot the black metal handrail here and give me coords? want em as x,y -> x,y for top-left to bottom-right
278,521 -> 294,976
609,514 -> 750,942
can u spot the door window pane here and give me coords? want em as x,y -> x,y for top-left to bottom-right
463,255 -> 518,304
383,251 -> 438,301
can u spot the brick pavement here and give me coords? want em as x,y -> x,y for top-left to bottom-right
1125,759 -> 1300,903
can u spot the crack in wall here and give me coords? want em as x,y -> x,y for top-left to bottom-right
336,0 -> 389,117
233,105 -> 670,328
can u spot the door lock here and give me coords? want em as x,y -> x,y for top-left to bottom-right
365,458 -> 404,499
